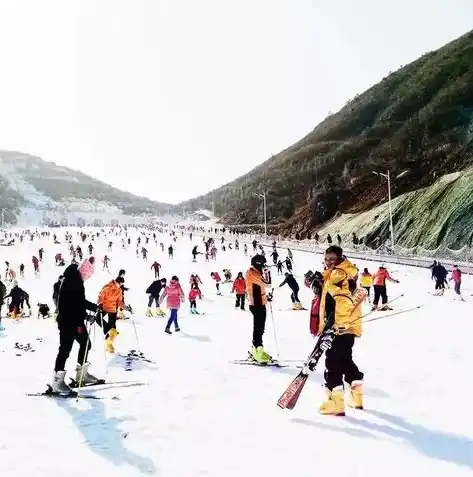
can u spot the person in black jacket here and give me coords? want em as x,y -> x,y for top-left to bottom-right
51,263 -> 100,395
431,262 -> 448,295
52,275 -> 64,313
6,282 -> 30,318
146,278 -> 167,316
279,272 -> 303,310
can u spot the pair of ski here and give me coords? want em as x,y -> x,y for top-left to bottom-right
119,350 -> 155,371
27,380 -> 146,400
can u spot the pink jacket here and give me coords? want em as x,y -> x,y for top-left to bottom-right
160,280 -> 185,309
451,268 -> 462,284
79,258 -> 95,281
211,272 -> 221,283
189,288 -> 201,301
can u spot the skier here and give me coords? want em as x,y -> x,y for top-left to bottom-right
210,272 -> 222,295
359,268 -> 373,303
19,263 -> 25,278
276,260 -> 283,275
431,262 -> 448,295
145,278 -> 167,316
189,282 -> 202,314
160,276 -> 185,334
245,254 -> 273,364
6,282 -> 30,319
317,245 -> 365,416
32,256 -> 40,275
168,245 -> 174,259
192,245 -> 199,262
97,276 -> 125,353
50,263 -> 101,395
141,247 -> 148,260
151,261 -> 161,279
231,271 -> 246,310
279,272 -> 303,309
243,244 -> 248,256
450,265 -> 464,300
372,265 -> 399,310
223,269 -> 232,282
271,249 -> 279,266
189,273 -> 203,292
284,256 -> 293,273
102,255 -> 111,271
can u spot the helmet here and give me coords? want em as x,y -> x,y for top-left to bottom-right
251,254 -> 267,272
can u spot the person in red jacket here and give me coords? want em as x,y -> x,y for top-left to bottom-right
231,272 -> 247,310
450,265 -> 464,301
211,272 -> 222,295
372,265 -> 399,311
188,283 -> 202,314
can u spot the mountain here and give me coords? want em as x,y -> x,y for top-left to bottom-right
0,151 -> 176,226
181,30 -> 473,249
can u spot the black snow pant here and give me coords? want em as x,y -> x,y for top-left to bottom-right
148,295 -> 159,307
96,311 -> 117,335
373,285 -> 387,306
55,326 -> 91,372
324,334 -> 363,390
249,305 -> 266,348
435,278 -> 446,290
190,300 -> 197,310
235,294 -> 246,310
290,287 -> 300,303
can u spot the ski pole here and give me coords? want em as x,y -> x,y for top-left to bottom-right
268,291 -> 280,359
95,309 -> 109,376
129,309 -> 141,353
76,319 -> 93,401
363,306 -> 421,324
347,293 -> 405,328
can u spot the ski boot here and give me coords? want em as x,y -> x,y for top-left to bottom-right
51,370 -> 73,396
347,380 -> 364,409
146,307 -> 154,317
371,305 -> 378,311
104,328 -> 118,353
379,305 -> 393,311
319,385 -> 345,416
250,346 -> 272,364
292,302 -> 303,310
75,362 -> 102,386
155,307 -> 166,317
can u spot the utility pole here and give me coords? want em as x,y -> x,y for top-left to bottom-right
253,192 -> 267,237
372,170 -> 394,251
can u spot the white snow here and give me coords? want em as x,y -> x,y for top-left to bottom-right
0,230 -> 472,476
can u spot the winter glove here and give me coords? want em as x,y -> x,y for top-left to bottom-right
85,311 -> 97,324
267,292 -> 273,302
76,326 -> 84,334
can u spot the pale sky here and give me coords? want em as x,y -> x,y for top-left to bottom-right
0,1 -> 471,204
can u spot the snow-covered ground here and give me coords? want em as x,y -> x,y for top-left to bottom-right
0,230 -> 472,476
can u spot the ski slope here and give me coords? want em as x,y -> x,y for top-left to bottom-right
0,230 -> 472,477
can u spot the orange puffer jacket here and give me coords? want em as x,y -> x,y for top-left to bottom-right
98,280 -> 124,313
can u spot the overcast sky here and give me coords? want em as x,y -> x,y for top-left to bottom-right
0,0 -> 471,204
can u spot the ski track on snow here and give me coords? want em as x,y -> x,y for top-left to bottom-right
0,231 -> 472,476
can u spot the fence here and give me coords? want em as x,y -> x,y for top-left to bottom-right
188,228 -> 473,274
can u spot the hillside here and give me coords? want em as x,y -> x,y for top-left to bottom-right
0,151 -> 176,226
181,30 -> 473,248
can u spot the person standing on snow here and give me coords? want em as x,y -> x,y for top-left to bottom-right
245,254 -> 273,364
151,261 -> 161,279
279,272 -> 303,309
0,278 -> 6,330
160,276 -> 185,334
372,264 -> 399,310
450,265 -> 464,300
304,270 -> 324,337
271,249 -> 279,266
145,278 -> 167,316
210,272 -> 222,295
317,246 -> 365,416
231,271 -> 247,310
359,268 -> 373,303
189,282 -> 202,314
51,263 -> 101,395
431,262 -> 448,295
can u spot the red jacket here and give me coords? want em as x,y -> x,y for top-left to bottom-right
211,272 -> 221,283
373,268 -> 395,286
232,277 -> 246,295
189,288 -> 202,301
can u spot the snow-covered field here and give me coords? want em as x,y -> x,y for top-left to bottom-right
0,230 -> 472,476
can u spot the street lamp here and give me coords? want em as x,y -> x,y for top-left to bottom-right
372,170 -> 394,251
253,192 -> 267,238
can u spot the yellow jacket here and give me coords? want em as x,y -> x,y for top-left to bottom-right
318,258 -> 362,337
359,273 -> 373,287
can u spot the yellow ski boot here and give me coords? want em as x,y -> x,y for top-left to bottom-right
251,346 -> 272,364
293,302 -> 303,310
319,386 -> 345,416
348,380 -> 364,409
104,328 -> 118,353
145,307 -> 154,317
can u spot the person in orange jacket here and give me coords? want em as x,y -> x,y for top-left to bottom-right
97,276 -> 125,352
231,272 -> 247,310
372,265 -> 399,311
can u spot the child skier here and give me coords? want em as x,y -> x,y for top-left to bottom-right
211,272 -> 222,295
279,272 -> 303,309
189,283 -> 202,314
160,276 -> 185,334
231,272 -> 246,310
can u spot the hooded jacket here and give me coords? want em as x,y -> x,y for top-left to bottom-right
232,277 -> 246,295
160,280 -> 185,309
98,280 -> 125,313
146,280 -> 165,297
318,258 -> 362,336
245,267 -> 268,307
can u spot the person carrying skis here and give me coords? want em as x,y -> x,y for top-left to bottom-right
97,276 -> 125,353
372,264 -> 399,310
359,268 -> 373,303
145,278 -> 167,316
317,245 -> 365,416
245,254 -> 273,364
160,275 -> 185,334
279,272 -> 303,310
189,283 -> 202,314
450,265 -> 464,301
51,263 -> 101,395
231,271 -> 247,310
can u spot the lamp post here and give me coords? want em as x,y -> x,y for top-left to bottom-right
253,192 -> 267,238
372,170 -> 394,251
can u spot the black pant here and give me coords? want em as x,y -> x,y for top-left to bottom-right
435,278 -> 446,290
362,286 -> 371,298
373,285 -> 387,305
190,300 -> 197,309
249,305 -> 266,348
148,295 -> 159,307
96,311 -> 117,335
290,288 -> 300,303
55,326 -> 91,371
235,294 -> 245,310
324,334 -> 363,390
